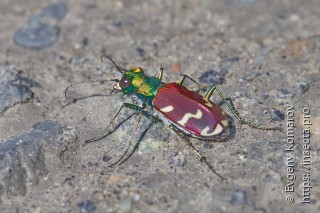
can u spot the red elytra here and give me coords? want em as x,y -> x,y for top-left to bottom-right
152,83 -> 229,140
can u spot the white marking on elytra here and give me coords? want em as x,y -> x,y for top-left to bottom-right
201,124 -> 223,136
203,97 -> 213,107
160,105 -> 174,112
177,109 -> 203,126
221,119 -> 228,127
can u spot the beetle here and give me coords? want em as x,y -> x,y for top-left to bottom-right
65,56 -> 280,179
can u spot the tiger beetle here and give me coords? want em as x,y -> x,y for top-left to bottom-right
65,56 -> 280,180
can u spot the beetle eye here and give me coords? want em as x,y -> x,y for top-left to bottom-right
119,76 -> 131,89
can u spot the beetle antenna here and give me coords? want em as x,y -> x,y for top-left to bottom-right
101,55 -> 125,74
64,79 -> 119,98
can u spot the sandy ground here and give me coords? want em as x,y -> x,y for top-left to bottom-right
0,0 -> 319,212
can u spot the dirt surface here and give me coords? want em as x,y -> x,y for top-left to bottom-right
0,0 -> 319,212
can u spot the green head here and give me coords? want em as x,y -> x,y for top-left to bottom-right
114,67 -> 146,95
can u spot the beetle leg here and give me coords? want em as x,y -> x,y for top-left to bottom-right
169,125 -> 226,181
177,74 -> 201,91
155,68 -> 164,80
85,103 -> 144,143
205,85 -> 281,131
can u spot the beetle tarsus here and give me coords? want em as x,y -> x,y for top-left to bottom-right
200,156 -> 227,181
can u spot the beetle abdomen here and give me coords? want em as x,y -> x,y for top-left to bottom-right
153,83 -> 229,140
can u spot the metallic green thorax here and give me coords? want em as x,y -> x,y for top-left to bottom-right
120,67 -> 164,105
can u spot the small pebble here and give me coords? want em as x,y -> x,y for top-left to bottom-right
82,37 -> 89,47
41,1 -> 68,20
170,63 -> 182,73
169,152 -> 186,167
277,88 -> 293,99
230,189 -> 247,205
136,47 -> 145,58
269,109 -> 285,122
199,70 -> 222,84
108,175 -> 124,183
113,19 -> 122,27
101,154 -> 112,162
295,81 -> 309,95
13,1 -> 68,49
115,1 -> 125,10
232,91 -> 246,100
13,22 -> 60,50
275,70 -> 286,80
0,67 -> 36,113
260,92 -> 269,99
78,200 -> 96,213
203,142 -> 214,149
221,57 -> 239,63
70,56 -> 88,64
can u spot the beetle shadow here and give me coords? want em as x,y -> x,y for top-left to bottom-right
117,111 -> 238,167
216,99 -> 238,142
225,114 -> 237,141
116,120 -> 157,166
84,112 -> 136,145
